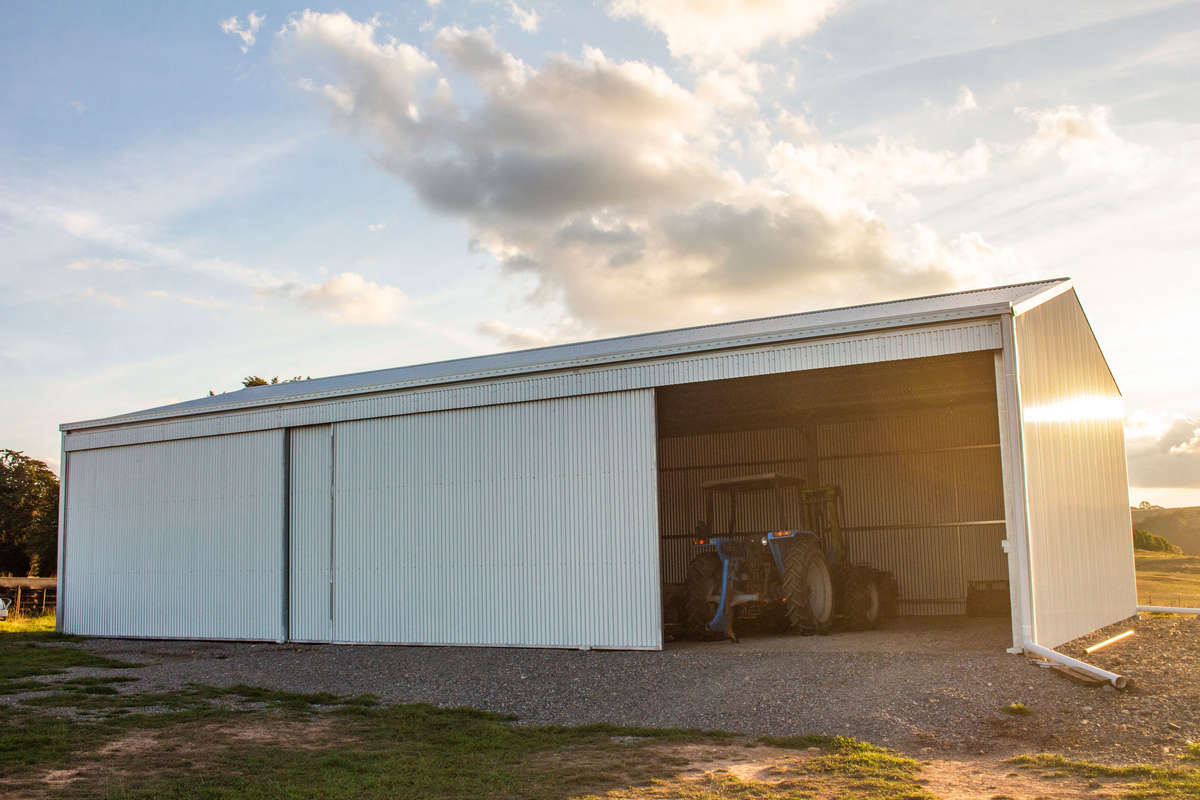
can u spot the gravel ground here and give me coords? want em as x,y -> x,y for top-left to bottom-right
66,614 -> 1199,763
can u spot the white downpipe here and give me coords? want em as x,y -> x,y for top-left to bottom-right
1138,605 -> 1200,615
1023,641 -> 1129,689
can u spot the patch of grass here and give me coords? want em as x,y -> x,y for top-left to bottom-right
0,641 -> 139,683
53,702 -> 740,800
2,681 -> 902,800
0,706 -> 106,776
1001,702 -> 1033,716
0,678 -> 53,695
758,733 -> 874,752
801,739 -> 935,800
0,612 -> 68,640
1184,742 -> 1200,761
1011,754 -> 1200,798
16,682 -> 380,716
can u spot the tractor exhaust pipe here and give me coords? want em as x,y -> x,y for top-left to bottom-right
1022,641 -> 1129,689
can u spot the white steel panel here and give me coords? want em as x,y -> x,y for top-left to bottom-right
64,319 -> 1001,452
289,425 -> 333,642
328,390 -> 660,649
1015,290 -> 1136,647
62,431 -> 285,640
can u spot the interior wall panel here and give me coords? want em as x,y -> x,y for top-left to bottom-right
658,400 -> 1007,613
326,390 -> 661,649
62,431 -> 285,639
1016,290 -> 1137,647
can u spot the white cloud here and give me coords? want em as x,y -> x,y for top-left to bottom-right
1170,426 -> 1200,456
951,85 -> 977,114
297,77 -> 355,114
81,287 -> 127,308
1127,415 -> 1200,488
281,11 -> 436,145
278,13 -> 1004,333
504,1 -> 540,33
219,12 -> 264,53
695,63 -> 761,113
66,257 -> 137,271
609,0 -> 841,64
766,136 -> 991,213
144,289 -> 230,310
367,222 -> 387,232
265,272 -> 409,325
1017,105 -> 1143,172
476,319 -> 560,349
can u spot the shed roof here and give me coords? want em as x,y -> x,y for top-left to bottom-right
63,278 -> 1070,431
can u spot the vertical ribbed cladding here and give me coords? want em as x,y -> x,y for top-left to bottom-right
818,405 -> 1006,614
657,404 -> 1007,614
1015,289 -> 1136,648
325,390 -> 659,649
288,425 -> 333,641
61,431 -> 285,639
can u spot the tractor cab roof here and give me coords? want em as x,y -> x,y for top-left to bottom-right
700,473 -> 805,493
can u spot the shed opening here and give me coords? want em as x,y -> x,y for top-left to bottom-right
655,351 -> 1011,636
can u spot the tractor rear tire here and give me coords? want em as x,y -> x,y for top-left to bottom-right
782,539 -> 835,635
842,566 -> 881,631
685,552 -> 723,637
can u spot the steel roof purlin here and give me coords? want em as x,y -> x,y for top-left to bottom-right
61,278 -> 1069,432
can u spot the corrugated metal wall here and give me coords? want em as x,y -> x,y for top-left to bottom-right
289,425 -> 333,642
820,410 -> 1007,615
658,405 -> 1007,613
303,390 -> 661,649
61,431 -> 285,639
1015,290 -> 1137,647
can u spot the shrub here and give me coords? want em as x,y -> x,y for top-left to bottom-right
1133,528 -> 1180,553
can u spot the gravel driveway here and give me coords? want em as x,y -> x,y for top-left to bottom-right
72,614 -> 1199,763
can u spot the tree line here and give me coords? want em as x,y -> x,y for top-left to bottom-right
0,450 -> 58,576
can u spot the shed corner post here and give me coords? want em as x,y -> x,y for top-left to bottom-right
994,314 -> 1036,653
55,433 -> 69,634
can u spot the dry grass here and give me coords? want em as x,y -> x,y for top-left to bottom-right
0,613 -> 58,637
1136,551 -> 1200,608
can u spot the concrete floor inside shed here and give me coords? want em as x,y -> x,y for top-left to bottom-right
665,614 -> 1012,653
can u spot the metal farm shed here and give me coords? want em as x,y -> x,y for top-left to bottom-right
56,279 -> 1136,653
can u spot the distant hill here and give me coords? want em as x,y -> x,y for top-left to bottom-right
1131,506 -> 1200,556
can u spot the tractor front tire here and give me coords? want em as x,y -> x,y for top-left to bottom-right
685,552 -> 723,638
841,566 -> 881,631
782,539 -> 835,635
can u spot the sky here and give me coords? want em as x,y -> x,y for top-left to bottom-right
2,1 -> 1199,506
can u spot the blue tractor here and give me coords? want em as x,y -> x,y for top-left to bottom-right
685,473 -> 896,641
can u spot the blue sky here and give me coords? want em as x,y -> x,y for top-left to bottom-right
3,1 -> 1199,504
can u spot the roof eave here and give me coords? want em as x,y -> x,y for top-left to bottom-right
60,300 -> 1014,433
